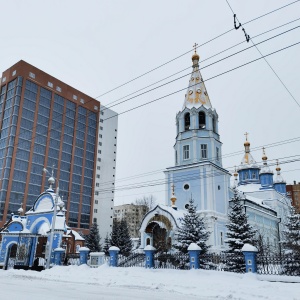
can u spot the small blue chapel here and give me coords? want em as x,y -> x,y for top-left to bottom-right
0,175 -> 78,270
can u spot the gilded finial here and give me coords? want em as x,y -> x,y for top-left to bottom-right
192,43 -> 200,61
276,159 -> 281,172
170,184 -> 177,207
244,132 -> 250,147
233,166 -> 238,177
262,147 -> 267,161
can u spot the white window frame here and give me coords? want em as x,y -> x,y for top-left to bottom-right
183,145 -> 190,160
200,144 -> 208,159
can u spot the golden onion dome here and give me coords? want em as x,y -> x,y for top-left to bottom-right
262,147 -> 267,161
192,52 -> 200,61
244,140 -> 250,147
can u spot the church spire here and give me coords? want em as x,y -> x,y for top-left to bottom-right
183,44 -> 212,110
240,132 -> 257,166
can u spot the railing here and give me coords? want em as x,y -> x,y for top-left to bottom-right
257,254 -> 300,276
200,253 -> 245,273
65,253 -> 80,266
118,253 -> 145,267
154,252 -> 189,270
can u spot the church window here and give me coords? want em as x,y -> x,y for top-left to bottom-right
244,172 -> 249,180
183,145 -> 189,160
184,113 -> 190,131
252,172 -> 256,179
220,232 -> 224,245
216,147 -> 220,161
201,144 -> 207,159
146,238 -> 150,245
199,112 -> 206,129
185,203 -> 190,209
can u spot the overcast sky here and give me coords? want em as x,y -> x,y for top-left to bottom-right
1,0 -> 300,205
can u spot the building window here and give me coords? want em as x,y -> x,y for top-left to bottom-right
199,111 -> 206,129
212,116 -> 216,133
97,158 -> 101,162
56,86 -> 62,92
12,70 -> 16,76
216,147 -> 220,161
2,77 -> 6,82
47,82 -> 53,88
175,150 -> 178,164
93,218 -> 97,223
73,95 -> 77,100
95,200 -> 98,204
94,106 -> 98,110
201,144 -> 207,159
96,183 -> 99,187
252,172 -> 256,179
220,232 -> 224,245
100,119 -> 103,123
99,142 -> 102,146
99,134 -> 102,138
94,209 -> 98,213
97,166 -> 100,170
29,72 -> 35,79
95,192 -> 99,196
80,98 -> 84,104
96,175 -> 100,178
100,126 -> 103,130
184,113 -> 190,131
98,150 -> 101,154
101,111 -> 104,115
183,145 -> 189,160
244,172 -> 249,180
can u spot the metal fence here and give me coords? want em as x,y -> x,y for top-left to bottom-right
200,253 -> 245,273
154,252 -> 189,270
64,253 -> 80,266
118,253 -> 145,267
257,254 -> 300,276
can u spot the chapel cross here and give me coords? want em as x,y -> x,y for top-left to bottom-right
193,42 -> 198,53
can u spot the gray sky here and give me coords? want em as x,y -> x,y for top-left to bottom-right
1,0 -> 300,205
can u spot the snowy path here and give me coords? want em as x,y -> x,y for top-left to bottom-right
0,265 -> 299,300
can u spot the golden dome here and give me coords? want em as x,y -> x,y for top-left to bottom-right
192,52 -> 200,61
244,140 -> 250,147
276,160 -> 281,172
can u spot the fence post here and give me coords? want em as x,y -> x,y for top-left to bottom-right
54,248 -> 65,266
188,243 -> 201,269
109,246 -> 120,267
79,247 -> 90,265
241,243 -> 258,273
144,245 -> 156,268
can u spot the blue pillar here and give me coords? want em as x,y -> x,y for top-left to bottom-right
79,247 -> 90,265
109,246 -> 120,267
241,244 -> 258,273
187,243 -> 201,269
54,248 -> 65,266
144,245 -> 156,268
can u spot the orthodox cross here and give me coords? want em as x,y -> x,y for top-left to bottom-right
244,132 -> 249,141
193,42 -> 198,54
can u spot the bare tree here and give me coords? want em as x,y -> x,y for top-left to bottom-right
134,195 -> 156,212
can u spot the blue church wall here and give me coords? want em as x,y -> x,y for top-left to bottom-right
274,183 -> 286,194
259,173 -> 273,188
214,171 -> 227,214
238,169 -> 260,185
27,214 -> 52,234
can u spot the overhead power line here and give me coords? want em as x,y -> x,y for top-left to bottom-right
95,0 -> 300,99
225,0 -> 300,109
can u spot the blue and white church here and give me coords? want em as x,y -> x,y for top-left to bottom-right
140,49 -> 292,253
140,50 -> 231,252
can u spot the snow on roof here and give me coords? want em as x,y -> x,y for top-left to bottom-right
38,222 -> 50,235
55,215 -> 66,230
71,229 -> 85,241
109,246 -> 120,251
187,243 -> 201,251
156,204 -> 185,224
144,245 -> 156,251
241,244 -> 258,252
237,184 -> 262,193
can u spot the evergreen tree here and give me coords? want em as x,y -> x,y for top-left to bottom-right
85,222 -> 102,252
281,207 -> 300,275
225,189 -> 257,272
103,233 -> 111,256
110,219 -> 133,256
174,197 -> 210,255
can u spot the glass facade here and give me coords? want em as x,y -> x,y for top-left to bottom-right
0,76 -> 98,229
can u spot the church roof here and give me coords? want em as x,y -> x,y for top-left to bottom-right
183,49 -> 212,110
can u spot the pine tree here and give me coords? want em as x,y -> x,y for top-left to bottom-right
225,189 -> 257,272
174,197 -> 210,255
281,207 -> 300,275
85,222 -> 102,252
110,219 -> 133,256
103,233 -> 111,256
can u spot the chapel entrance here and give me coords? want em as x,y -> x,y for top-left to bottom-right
5,243 -> 17,270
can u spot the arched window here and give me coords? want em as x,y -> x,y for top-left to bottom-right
199,111 -> 206,129
184,113 -> 190,131
146,238 -> 150,246
212,116 -> 216,133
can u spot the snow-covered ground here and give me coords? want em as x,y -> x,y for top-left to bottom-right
1,265 -> 299,300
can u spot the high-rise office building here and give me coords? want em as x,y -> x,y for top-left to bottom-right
0,60 -> 108,231
93,105 -> 118,239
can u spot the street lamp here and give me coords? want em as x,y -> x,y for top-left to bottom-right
43,167 -> 64,269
